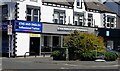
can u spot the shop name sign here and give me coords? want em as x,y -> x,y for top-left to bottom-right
15,20 -> 42,33
57,26 -> 88,32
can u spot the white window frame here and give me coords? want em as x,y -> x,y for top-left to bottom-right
53,9 -> 65,24
74,12 -> 84,26
76,0 -> 82,8
106,16 -> 115,28
26,6 -> 40,22
88,13 -> 93,27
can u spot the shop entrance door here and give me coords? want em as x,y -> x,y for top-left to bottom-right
30,37 -> 40,56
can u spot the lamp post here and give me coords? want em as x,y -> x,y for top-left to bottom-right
95,28 -> 99,58
8,0 -> 12,58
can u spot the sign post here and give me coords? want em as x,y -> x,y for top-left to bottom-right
7,25 -> 12,35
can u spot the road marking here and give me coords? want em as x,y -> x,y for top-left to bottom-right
64,63 -> 78,66
61,67 -> 69,69
90,65 -> 119,67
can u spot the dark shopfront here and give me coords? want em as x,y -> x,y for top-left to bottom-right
98,28 -> 120,51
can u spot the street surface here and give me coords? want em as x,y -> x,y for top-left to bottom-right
1,57 -> 120,70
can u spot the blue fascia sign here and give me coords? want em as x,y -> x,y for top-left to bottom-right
14,20 -> 42,33
1,20 -> 42,33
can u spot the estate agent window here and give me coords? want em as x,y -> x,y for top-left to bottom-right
26,5 -> 40,22
74,12 -> 84,26
53,9 -> 65,24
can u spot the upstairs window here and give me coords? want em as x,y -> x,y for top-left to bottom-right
2,5 -> 8,20
26,5 -> 40,22
53,9 -> 65,24
77,0 -> 80,6
88,13 -> 93,27
76,0 -> 82,8
74,12 -> 84,26
106,15 -> 115,28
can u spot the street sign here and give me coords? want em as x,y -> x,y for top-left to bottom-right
7,24 -> 12,35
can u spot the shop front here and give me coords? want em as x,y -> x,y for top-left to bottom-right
14,20 -> 42,56
41,23 -> 96,55
2,20 -> 97,57
2,20 -> 42,57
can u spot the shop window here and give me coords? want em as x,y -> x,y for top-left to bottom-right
26,5 -> 40,22
53,36 -> 60,47
74,12 -> 84,26
44,36 -> 48,46
107,41 -> 114,50
53,9 -> 65,24
88,13 -> 93,27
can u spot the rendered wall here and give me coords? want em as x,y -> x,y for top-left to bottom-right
41,5 -> 73,25
16,32 -> 30,56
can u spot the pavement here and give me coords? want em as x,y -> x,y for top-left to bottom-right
0,56 -> 120,70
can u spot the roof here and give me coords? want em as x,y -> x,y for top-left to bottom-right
84,0 -> 114,13
42,0 -> 115,13
104,0 -> 120,5
42,0 -> 73,6
114,0 -> 120,5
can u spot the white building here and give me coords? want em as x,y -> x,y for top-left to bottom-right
1,0 -> 117,56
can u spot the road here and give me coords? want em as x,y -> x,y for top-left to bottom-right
1,57 -> 120,70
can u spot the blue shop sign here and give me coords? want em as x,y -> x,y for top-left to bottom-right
14,20 -> 42,33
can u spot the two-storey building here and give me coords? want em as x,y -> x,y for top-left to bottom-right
1,0 -> 118,57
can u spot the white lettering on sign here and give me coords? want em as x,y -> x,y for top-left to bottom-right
19,22 -> 41,27
57,26 -> 88,32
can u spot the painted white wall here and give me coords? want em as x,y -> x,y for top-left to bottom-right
17,0 -> 42,21
100,13 -> 105,28
85,12 -> 101,27
16,32 -> 30,56
3,0 -> 116,29
41,5 -> 73,25
41,5 -> 53,23
93,13 -> 101,27
73,0 -> 86,12
17,2 -> 26,20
